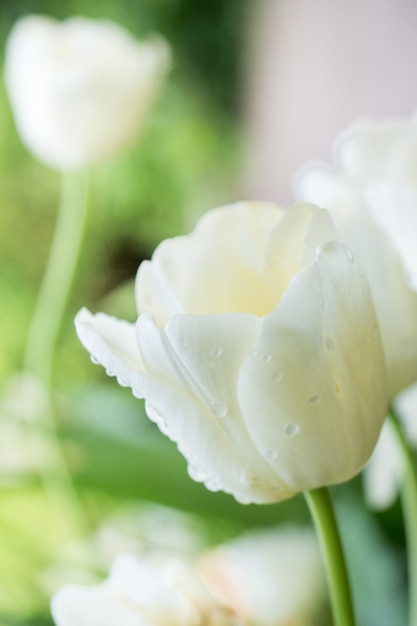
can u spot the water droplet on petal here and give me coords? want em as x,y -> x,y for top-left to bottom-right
90,355 -> 100,365
211,402 -> 228,418
249,349 -> 258,358
312,281 -> 320,294
265,449 -> 278,461
240,468 -> 252,487
284,422 -> 300,437
205,474 -> 221,492
271,372 -> 282,382
212,347 -> 222,357
188,463 -> 206,482
262,354 -> 272,364
325,337 -> 335,353
308,395 -> 321,405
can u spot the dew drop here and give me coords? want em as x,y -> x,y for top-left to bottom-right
90,355 -> 100,365
159,417 -> 172,437
188,463 -> 206,482
284,422 -> 300,437
271,372 -> 283,382
240,468 -> 252,487
308,395 -> 321,405
262,354 -> 272,364
265,449 -> 278,461
249,349 -> 258,358
205,474 -> 221,492
212,347 -> 222,357
312,281 -> 320,294
325,337 -> 335,353
211,402 -> 228,419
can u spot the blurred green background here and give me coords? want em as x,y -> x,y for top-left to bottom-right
0,1 -> 410,625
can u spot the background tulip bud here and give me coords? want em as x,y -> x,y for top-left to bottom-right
4,15 -> 170,171
75,202 -> 388,504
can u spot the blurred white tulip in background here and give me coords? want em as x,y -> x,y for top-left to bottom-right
4,15 -> 170,171
200,525 -> 325,626
51,553 -> 241,626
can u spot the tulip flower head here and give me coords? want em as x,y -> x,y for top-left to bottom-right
51,554 -> 241,626
296,116 -> 417,396
4,15 -> 170,171
76,202 -> 387,504
199,525 -> 325,626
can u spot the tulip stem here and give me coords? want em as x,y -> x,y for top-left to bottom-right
23,171 -> 90,535
24,171 -> 90,383
304,487 -> 355,626
388,406 -> 417,626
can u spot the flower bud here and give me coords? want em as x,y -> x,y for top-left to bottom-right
5,15 -> 170,170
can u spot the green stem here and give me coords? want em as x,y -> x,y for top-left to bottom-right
304,487 -> 355,626
24,172 -> 90,383
388,405 -> 417,626
23,171 -> 90,535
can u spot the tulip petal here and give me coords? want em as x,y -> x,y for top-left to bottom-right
296,163 -> 362,218
363,421 -> 404,510
75,308 -> 144,383
75,308 -> 290,503
135,313 -> 291,502
265,203 -> 337,297
366,181 -> 417,292
51,584 -> 147,626
333,119 -> 417,181
298,165 -> 417,397
135,203 -> 283,325
238,241 -> 388,492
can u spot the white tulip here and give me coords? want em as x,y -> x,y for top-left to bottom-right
4,15 -> 170,171
199,526 -> 325,626
296,116 -> 417,396
75,202 -> 387,504
51,554 -> 240,626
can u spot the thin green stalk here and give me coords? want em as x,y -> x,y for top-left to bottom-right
304,487 -> 355,626
24,172 -> 90,383
388,406 -> 417,626
23,171 -> 90,536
